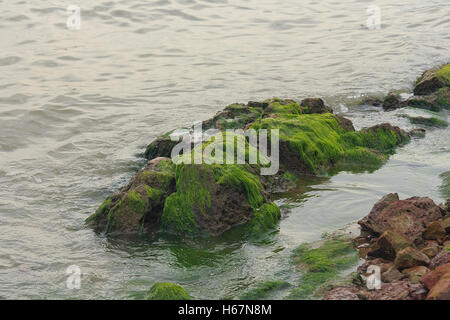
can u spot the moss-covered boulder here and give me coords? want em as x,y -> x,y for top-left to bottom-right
86,157 -> 175,234
414,63 -> 450,96
146,282 -> 192,300
89,96 -> 414,238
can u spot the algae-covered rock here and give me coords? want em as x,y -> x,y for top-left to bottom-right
160,162 -> 272,237
89,96 -> 414,238
287,236 -> 358,299
251,114 -> 409,175
146,282 -> 192,300
86,157 -> 175,234
414,63 -> 450,96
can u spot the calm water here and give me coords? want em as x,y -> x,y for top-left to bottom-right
0,0 -> 449,299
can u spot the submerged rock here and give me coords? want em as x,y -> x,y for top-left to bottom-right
146,282 -> 192,300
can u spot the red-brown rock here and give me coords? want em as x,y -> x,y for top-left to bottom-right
426,273 -> 450,300
358,196 -> 443,242
421,263 -> 450,289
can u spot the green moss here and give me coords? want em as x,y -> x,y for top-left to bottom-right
445,247 -> 450,251
248,202 -> 281,233
439,171 -> 450,198
282,171 -> 298,183
146,282 -> 192,300
266,100 -> 303,115
240,281 -> 290,300
436,63 -> 450,85
106,190 -> 149,232
161,164 -> 211,235
287,237 -> 358,299
217,165 -> 265,210
251,113 -> 407,174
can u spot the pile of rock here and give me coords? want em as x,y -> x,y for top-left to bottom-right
323,194 -> 450,300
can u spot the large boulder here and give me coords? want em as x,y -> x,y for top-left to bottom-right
358,196 -> 443,242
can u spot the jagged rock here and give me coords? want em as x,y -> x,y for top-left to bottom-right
394,247 -> 430,270
422,221 -> 447,241
414,63 -> 450,95
300,98 -> 333,114
359,196 -> 443,242
367,230 -> 413,260
402,266 -> 430,284
421,263 -> 450,290
429,249 -> 450,269
322,285 -> 361,300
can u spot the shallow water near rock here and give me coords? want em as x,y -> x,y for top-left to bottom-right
0,0 -> 449,299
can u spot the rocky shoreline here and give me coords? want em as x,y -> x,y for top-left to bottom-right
86,63 -> 450,299
323,195 -> 450,300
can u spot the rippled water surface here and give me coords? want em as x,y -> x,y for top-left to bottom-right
0,0 -> 449,299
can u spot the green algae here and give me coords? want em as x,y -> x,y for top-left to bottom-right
146,282 -> 192,300
436,63 -> 450,85
106,190 -> 149,232
240,280 -> 290,300
251,113 -> 407,174
287,236 -> 358,299
439,171 -> 450,198
248,202 -> 281,233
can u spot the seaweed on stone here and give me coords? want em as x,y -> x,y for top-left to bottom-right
146,282 -> 192,300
